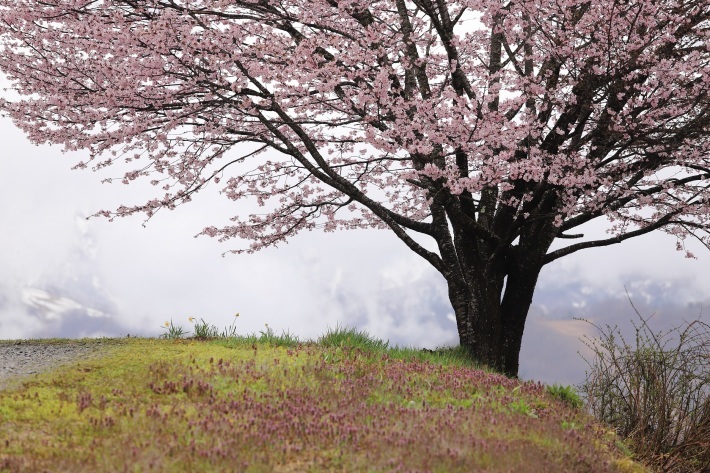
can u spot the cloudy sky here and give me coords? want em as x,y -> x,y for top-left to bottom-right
1,101 -> 708,387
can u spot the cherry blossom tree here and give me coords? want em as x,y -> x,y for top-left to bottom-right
1,0 -> 708,376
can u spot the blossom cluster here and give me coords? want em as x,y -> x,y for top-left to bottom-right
0,0 -> 707,257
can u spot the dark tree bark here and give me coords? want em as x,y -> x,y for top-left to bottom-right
441,214 -> 557,377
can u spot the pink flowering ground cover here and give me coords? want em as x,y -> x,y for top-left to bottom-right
0,337 -> 645,472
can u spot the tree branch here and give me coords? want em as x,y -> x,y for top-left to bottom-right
544,211 -> 683,264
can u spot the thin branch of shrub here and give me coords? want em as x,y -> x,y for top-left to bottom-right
578,293 -> 709,473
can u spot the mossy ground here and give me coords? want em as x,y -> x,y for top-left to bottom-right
0,336 -> 647,472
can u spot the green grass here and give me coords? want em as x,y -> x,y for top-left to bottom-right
546,384 -> 584,410
0,324 -> 648,472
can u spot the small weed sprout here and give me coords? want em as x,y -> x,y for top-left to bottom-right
160,320 -> 188,339
190,317 -> 220,339
546,384 -> 583,410
561,420 -> 580,430
259,323 -> 276,343
252,323 -> 300,346
185,313 -> 242,339
317,324 -> 389,351
509,398 -> 538,418
219,313 -> 240,338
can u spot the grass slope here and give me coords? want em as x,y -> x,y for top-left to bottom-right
0,329 -> 647,472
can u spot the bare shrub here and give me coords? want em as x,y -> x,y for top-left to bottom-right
579,300 -> 709,473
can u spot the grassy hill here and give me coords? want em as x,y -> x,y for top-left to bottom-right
0,328 -> 647,472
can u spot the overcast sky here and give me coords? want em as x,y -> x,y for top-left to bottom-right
1,109 -> 708,387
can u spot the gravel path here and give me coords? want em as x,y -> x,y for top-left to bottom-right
0,340 -> 116,391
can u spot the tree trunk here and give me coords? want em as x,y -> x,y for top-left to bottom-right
447,244 -> 548,378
